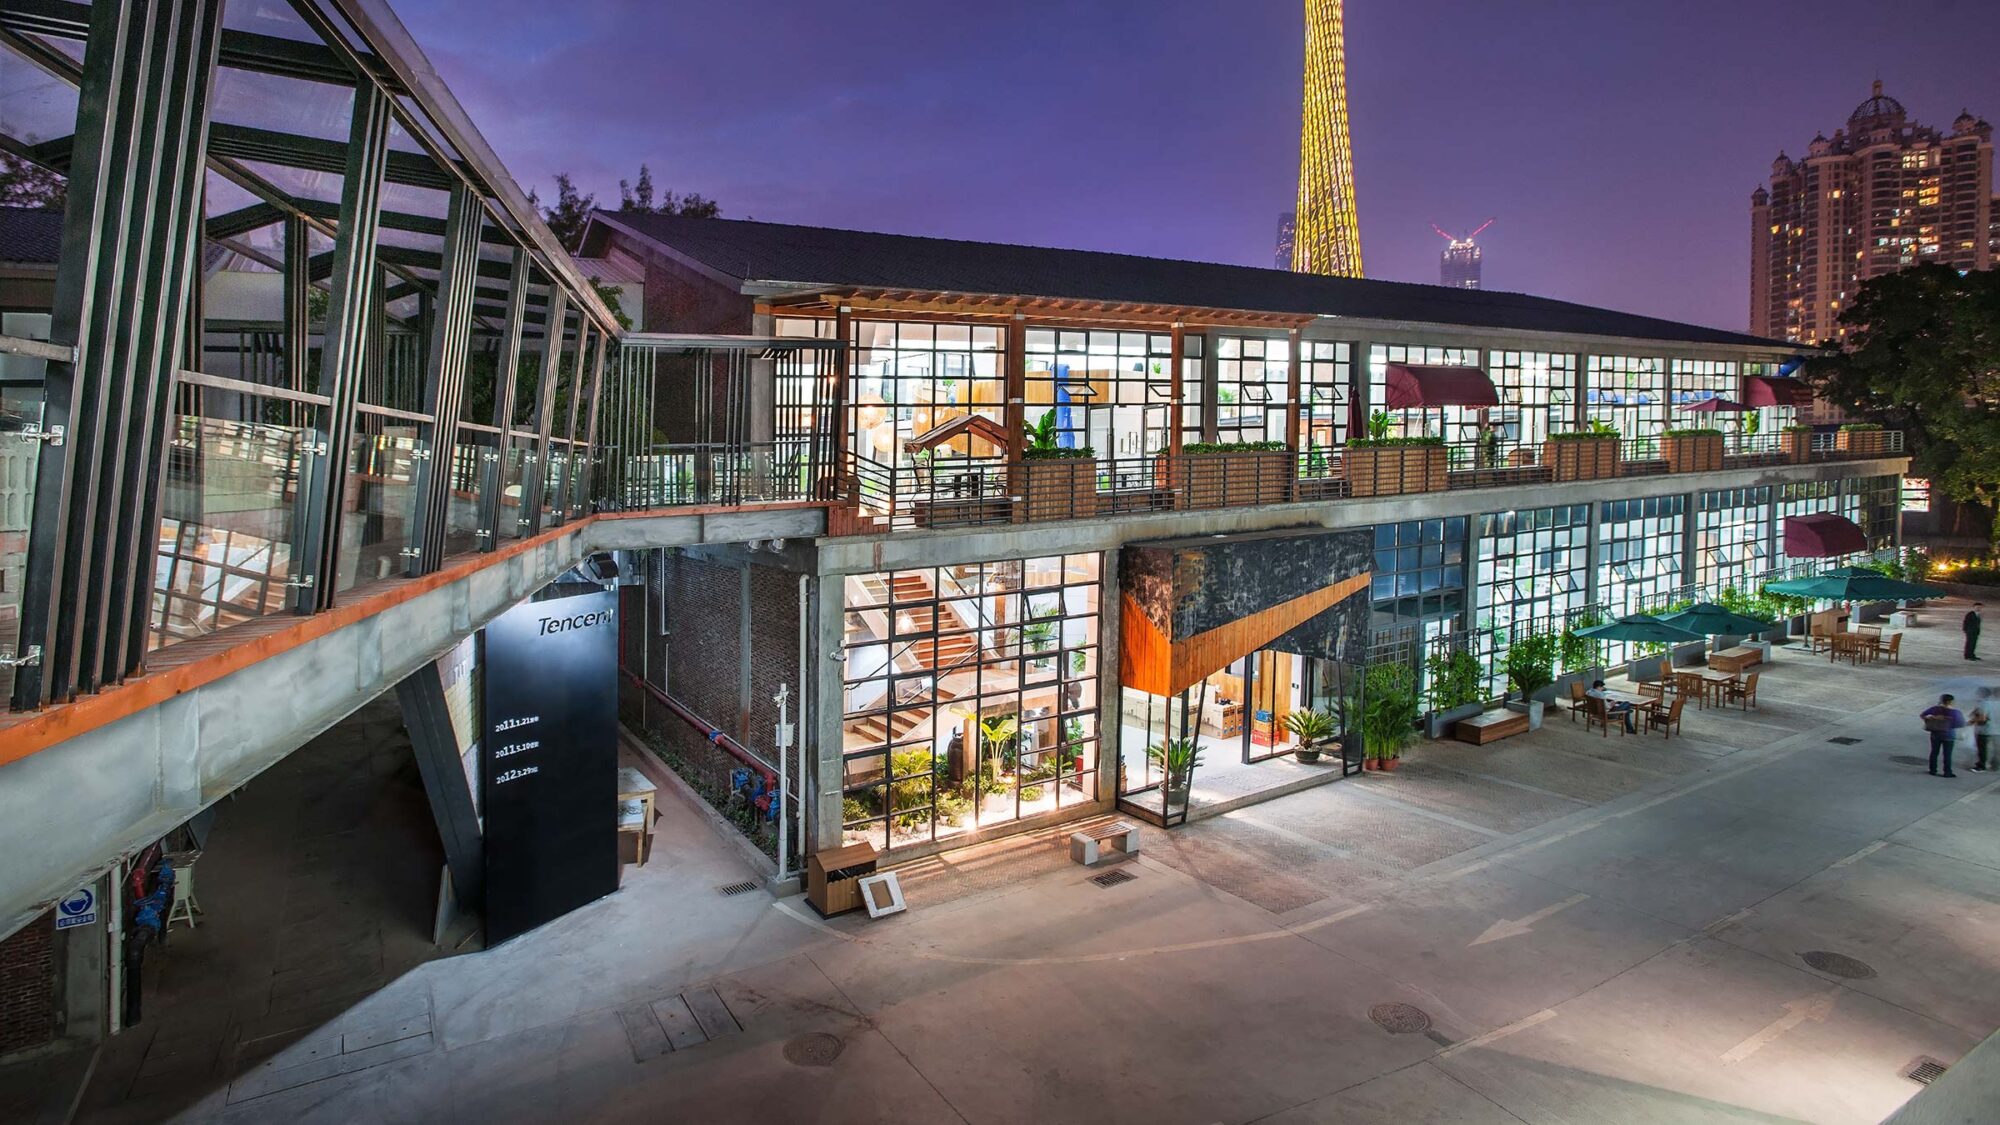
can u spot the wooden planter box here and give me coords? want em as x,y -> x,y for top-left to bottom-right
1178,450 -> 1293,509
1343,444 -> 1447,497
1663,433 -> 1724,474
1836,429 -> 1887,456
1543,437 -> 1621,481
1781,431 -> 1812,464
1016,457 -> 1098,523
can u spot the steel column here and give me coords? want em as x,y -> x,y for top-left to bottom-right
404,182 -> 481,576
520,289 -> 569,535
476,250 -> 529,549
13,0 -> 226,709
571,329 -> 608,518
550,321 -> 590,525
290,83 -> 391,612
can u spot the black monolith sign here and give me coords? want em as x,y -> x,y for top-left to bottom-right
480,589 -> 618,943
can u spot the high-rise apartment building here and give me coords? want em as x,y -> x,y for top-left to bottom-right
1751,82 -> 1993,344
1439,237 -> 1480,289
1274,211 -> 1296,269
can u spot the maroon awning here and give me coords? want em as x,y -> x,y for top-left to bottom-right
1382,364 -> 1498,410
1745,375 -> 1813,408
1784,513 -> 1867,559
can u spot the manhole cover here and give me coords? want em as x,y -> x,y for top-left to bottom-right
1369,1003 -> 1432,1034
1827,736 -> 1862,745
1904,1056 -> 1948,1085
718,880 -> 760,897
1801,950 -> 1877,979
1090,868 -> 1136,888
783,1032 -> 844,1067
1888,755 -> 1930,767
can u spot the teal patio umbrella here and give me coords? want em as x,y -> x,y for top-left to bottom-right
1661,603 -> 1776,637
1575,614 -> 1705,645
1764,567 -> 1948,603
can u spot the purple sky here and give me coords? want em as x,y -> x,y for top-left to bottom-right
397,0 -> 2000,333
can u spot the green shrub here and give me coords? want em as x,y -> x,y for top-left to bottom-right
1182,439 -> 1289,454
1504,632 -> 1558,699
1838,422 -> 1883,432
1424,649 -> 1484,711
1559,612 -> 1604,673
1663,426 -> 1723,437
1360,663 -> 1419,760
1347,435 -> 1446,447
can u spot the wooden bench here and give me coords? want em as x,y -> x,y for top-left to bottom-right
1708,646 -> 1762,674
1069,821 -> 1139,867
1454,710 -> 1530,745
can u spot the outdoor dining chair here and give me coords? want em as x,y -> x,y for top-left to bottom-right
1724,671 -> 1759,710
1646,695 -> 1684,738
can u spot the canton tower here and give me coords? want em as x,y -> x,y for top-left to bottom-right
1291,0 -> 1363,276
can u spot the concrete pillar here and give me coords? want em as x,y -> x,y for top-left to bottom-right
1095,550 -> 1122,806
1199,329 -> 1220,443
810,572 -> 848,852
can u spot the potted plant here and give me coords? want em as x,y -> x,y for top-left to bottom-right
1018,409 -> 1097,522
1360,663 -> 1419,770
1344,411 -> 1447,497
1835,421 -> 1885,456
1662,426 -> 1724,473
1177,439 -> 1293,508
1504,631 -> 1558,729
1021,619 -> 1059,672
1283,707 -> 1337,763
1780,424 -> 1814,464
1543,420 -> 1622,482
1424,649 -> 1486,739
1557,612 -> 1606,691
1146,738 -> 1203,805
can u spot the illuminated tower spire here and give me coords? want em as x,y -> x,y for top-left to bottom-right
1291,0 -> 1362,276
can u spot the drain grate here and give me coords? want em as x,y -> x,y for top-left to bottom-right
782,1032 -> 845,1067
1369,1002 -> 1433,1034
718,880 -> 761,897
1903,1056 -> 1948,1085
1827,736 -> 1863,745
1090,868 -> 1136,888
1801,950 -> 1877,980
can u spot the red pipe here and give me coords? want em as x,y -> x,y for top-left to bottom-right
622,670 -> 777,788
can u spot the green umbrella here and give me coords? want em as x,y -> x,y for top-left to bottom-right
1764,567 -> 1948,603
1662,603 -> 1776,636
1575,614 -> 1705,644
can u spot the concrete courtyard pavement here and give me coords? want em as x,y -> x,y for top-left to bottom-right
58,604 -> 2000,1124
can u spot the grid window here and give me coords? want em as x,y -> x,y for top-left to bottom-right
1213,335 -> 1290,444
1369,344 -> 1480,440
840,554 -> 1102,853
849,320 -> 1004,468
1300,340 -> 1350,458
1487,350 -> 1576,444
1472,504 -> 1592,695
1695,487 -> 1772,593
1370,517 -> 1468,629
1025,329 -> 1181,459
1586,355 -> 1666,441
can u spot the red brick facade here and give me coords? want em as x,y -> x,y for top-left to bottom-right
0,912 -> 58,1056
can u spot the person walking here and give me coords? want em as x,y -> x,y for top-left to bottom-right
1973,689 -> 1994,773
1921,694 -> 1965,778
1965,604 -> 1983,661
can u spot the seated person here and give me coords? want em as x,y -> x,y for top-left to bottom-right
1585,679 -> 1638,732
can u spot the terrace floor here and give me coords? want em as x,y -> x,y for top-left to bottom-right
26,601 -> 2000,1124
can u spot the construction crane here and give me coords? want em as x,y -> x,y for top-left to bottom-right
1431,218 -> 1496,243
1432,219 -> 1494,289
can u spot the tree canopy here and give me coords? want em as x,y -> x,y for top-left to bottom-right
534,165 -> 718,252
1804,263 -> 2000,531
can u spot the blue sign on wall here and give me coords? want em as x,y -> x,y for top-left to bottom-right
55,887 -> 97,930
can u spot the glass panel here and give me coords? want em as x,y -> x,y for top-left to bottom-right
335,422 -> 420,591
443,431 -> 492,557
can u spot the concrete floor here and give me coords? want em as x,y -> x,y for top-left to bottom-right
54,605 -> 2000,1124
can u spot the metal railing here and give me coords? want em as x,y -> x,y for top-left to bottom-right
829,429 -> 1907,532
598,441 -> 819,510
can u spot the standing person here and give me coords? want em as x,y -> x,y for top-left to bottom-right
1965,604 -> 1983,661
1921,694 -> 1964,778
1973,689 -> 1994,773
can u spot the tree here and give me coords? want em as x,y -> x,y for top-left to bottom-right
534,172 -> 595,252
538,166 -> 719,253
0,153 -> 65,209
617,163 -> 718,219
1804,263 -> 2000,541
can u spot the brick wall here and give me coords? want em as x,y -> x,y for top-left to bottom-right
0,912 -> 57,1056
618,550 -> 803,859
634,242 -> 753,336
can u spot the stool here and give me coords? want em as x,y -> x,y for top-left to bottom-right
167,863 -> 202,930
1069,821 -> 1139,867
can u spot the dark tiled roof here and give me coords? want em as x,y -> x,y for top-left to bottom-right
0,206 -> 62,265
599,212 -> 1786,349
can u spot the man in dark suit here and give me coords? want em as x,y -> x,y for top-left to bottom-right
1966,604 -> 1983,661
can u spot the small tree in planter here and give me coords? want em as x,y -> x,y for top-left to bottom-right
1544,420 -> 1622,481
1019,409 -> 1097,522
1146,738 -> 1203,806
1662,426 -> 1724,473
1179,439 -> 1293,508
1360,663 -> 1419,770
1424,648 -> 1485,738
1835,421 -> 1886,456
1283,707 -> 1337,763
1780,424 -> 1814,464
1504,631 -> 1558,728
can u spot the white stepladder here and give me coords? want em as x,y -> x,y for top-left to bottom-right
167,859 -> 202,930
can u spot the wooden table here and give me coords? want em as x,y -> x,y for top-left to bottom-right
616,766 -> 657,867
1709,646 -> 1762,674
1829,633 -> 1877,665
1597,691 -> 1658,729
1694,669 -> 1741,707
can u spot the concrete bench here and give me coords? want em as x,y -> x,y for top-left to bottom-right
1070,821 -> 1139,867
1453,710 -> 1529,745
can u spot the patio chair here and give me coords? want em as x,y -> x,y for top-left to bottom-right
1672,670 -> 1707,708
1877,633 -> 1902,664
1637,681 -> 1665,701
1646,695 -> 1684,738
1723,671 -> 1759,710
1583,697 -> 1626,737
1566,680 -> 1589,723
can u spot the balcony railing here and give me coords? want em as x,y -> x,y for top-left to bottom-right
828,429 -> 1906,533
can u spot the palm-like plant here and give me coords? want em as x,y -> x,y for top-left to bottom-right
1283,708 -> 1337,744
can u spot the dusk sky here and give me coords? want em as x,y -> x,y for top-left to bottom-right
398,0 -> 2000,333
